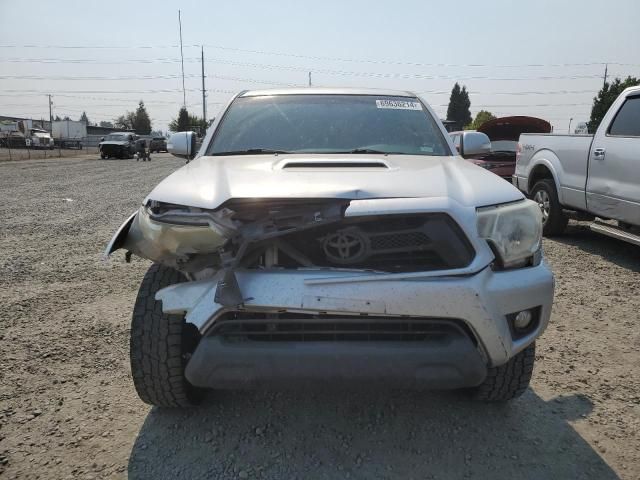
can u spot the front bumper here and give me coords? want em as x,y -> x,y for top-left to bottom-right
186,331 -> 487,390
158,262 -> 554,376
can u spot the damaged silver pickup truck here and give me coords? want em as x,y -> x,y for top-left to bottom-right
105,88 -> 554,407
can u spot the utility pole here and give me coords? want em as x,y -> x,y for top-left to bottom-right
603,64 -> 608,89
201,45 -> 207,124
178,10 -> 186,107
48,94 -> 53,130
308,71 -> 312,87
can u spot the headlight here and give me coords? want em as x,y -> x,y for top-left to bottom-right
477,200 -> 542,269
145,200 -> 205,225
144,200 -> 237,236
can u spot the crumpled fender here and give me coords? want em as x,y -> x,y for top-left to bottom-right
103,207 -> 228,267
103,211 -> 137,259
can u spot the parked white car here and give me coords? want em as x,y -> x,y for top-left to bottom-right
105,88 -> 553,407
514,85 -> 640,244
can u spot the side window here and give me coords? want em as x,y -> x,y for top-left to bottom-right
608,96 -> 640,137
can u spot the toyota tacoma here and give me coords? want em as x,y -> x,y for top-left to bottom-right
105,88 -> 554,407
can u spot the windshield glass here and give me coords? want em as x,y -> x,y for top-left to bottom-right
491,140 -> 518,152
208,94 -> 450,156
104,134 -> 127,141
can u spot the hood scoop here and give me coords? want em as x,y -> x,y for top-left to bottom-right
281,160 -> 389,169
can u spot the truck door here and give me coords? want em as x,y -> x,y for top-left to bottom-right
586,93 -> 640,225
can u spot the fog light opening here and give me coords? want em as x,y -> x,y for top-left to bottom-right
514,310 -> 533,330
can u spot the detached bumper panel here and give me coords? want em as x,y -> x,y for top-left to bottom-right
185,334 -> 487,390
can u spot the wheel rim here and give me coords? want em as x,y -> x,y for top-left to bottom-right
533,190 -> 551,224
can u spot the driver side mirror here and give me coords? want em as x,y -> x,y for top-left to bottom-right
168,131 -> 197,160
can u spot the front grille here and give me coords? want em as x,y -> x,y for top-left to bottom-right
102,145 -> 123,154
210,313 -> 472,343
274,213 -> 474,273
369,231 -> 430,250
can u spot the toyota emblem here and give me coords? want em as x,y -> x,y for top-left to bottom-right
322,228 -> 369,264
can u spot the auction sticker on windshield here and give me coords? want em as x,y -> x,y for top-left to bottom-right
375,99 -> 422,110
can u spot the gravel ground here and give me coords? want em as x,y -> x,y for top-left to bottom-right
0,154 -> 638,479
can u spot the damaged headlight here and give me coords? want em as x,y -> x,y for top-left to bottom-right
145,200 -> 207,225
476,200 -> 542,269
144,200 -> 237,237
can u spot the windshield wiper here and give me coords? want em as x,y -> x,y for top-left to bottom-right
211,148 -> 291,156
324,148 -> 393,154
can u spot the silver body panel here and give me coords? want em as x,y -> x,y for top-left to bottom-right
106,87 -> 554,374
156,262 -> 554,367
515,86 -> 640,226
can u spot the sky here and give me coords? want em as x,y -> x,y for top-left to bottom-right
1,0 -> 639,133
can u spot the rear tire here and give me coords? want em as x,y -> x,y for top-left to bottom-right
531,179 -> 568,236
130,264 -> 203,407
472,342 -> 535,402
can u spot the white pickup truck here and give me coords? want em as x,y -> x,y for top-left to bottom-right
513,86 -> 640,244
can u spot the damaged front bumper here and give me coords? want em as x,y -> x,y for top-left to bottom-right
106,197 -> 553,390
157,262 -> 553,388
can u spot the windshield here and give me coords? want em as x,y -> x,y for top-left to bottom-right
208,94 -> 451,156
491,140 -> 518,152
104,134 -> 127,141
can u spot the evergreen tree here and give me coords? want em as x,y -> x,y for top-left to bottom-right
169,107 -> 207,133
589,76 -> 639,132
446,83 -> 472,130
79,111 -> 89,124
133,100 -> 152,134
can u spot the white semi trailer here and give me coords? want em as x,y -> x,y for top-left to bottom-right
52,120 -> 87,149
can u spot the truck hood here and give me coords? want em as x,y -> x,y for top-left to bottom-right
478,116 -> 551,141
146,154 -> 523,209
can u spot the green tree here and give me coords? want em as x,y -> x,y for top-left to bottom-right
465,110 -> 496,130
79,111 -> 89,124
54,115 -> 62,121
99,120 -> 113,128
169,107 -> 207,133
589,76 -> 639,132
114,112 -> 136,130
133,100 -> 152,134
446,83 -> 472,130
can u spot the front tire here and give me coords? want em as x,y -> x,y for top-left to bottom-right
130,264 -> 203,407
472,343 -> 535,402
531,179 -> 568,236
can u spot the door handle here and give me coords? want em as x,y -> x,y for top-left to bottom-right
593,148 -> 606,160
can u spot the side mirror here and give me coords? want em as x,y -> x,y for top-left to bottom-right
168,131 -> 197,160
460,132 -> 491,157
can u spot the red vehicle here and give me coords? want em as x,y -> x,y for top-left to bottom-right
451,116 -> 551,180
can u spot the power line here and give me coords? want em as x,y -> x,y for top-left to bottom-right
0,88 -> 235,94
2,42 -> 638,68
202,57 -> 614,81
0,74 -> 201,81
0,68 -> 615,82
0,88 -> 596,98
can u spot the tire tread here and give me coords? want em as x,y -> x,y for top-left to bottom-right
130,264 -> 200,407
473,343 -> 536,402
